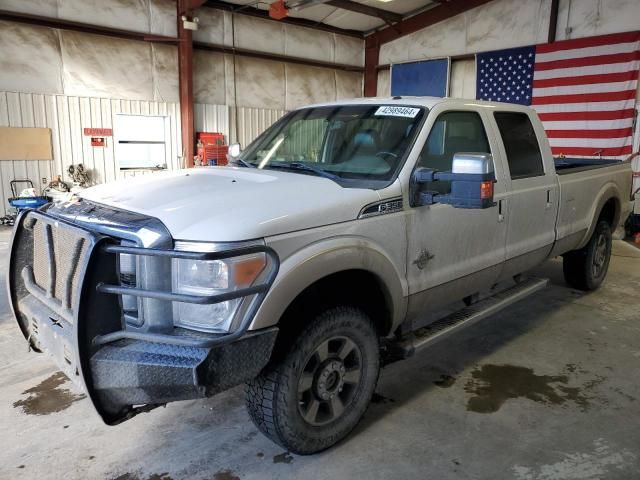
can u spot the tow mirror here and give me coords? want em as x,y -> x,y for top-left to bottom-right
229,143 -> 241,158
413,153 -> 496,209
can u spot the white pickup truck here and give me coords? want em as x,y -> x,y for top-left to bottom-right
9,97 -> 633,454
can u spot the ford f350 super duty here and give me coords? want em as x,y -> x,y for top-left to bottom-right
9,97 -> 633,454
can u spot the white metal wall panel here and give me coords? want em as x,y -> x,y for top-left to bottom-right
231,107 -> 287,150
0,91 -> 182,216
194,103 -> 230,141
450,58 -> 477,99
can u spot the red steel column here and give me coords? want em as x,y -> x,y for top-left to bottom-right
364,36 -> 380,97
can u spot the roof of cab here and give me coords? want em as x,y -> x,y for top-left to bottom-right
303,96 -> 536,114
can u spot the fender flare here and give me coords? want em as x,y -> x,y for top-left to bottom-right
249,236 -> 407,335
576,182 -> 621,250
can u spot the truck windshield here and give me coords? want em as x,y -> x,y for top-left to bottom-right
239,105 -> 426,187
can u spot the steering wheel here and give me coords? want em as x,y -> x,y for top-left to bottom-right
376,151 -> 399,168
376,151 -> 398,159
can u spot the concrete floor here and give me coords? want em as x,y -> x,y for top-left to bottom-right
1,226 -> 639,480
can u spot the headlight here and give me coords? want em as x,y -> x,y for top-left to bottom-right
172,248 -> 266,333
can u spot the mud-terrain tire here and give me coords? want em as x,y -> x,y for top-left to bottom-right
563,220 -> 612,291
245,306 -> 380,454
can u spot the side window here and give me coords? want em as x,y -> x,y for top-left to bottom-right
494,112 -> 544,179
418,111 -> 490,194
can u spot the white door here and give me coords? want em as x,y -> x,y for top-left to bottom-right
114,114 -> 168,169
490,110 -> 559,276
406,108 -> 509,308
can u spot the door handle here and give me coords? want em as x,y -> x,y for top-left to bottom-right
546,189 -> 552,209
498,199 -> 505,223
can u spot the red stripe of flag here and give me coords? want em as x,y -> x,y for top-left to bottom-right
532,70 -> 639,88
550,145 -> 633,157
531,90 -> 636,105
535,51 -> 640,71
545,128 -> 633,139
537,109 -> 636,121
536,31 -> 640,54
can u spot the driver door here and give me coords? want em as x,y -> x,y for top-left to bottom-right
405,108 -> 509,316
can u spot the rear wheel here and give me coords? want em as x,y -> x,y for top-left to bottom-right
245,306 -> 380,454
563,220 -> 612,291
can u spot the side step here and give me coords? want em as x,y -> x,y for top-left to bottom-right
392,277 -> 549,359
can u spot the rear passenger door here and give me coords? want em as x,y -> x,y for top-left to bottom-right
490,111 -> 559,277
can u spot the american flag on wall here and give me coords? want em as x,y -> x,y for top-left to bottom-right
477,31 -> 640,158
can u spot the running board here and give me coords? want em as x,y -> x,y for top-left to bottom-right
393,277 -> 549,359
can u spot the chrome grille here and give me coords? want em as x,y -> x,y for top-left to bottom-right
32,218 -> 89,313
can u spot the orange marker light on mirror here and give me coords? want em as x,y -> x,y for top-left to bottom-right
480,181 -> 494,200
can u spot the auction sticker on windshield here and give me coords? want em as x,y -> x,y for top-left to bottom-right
375,106 -> 421,118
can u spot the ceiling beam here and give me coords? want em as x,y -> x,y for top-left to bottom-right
366,0 -> 494,46
194,42 -> 363,72
0,9 -> 179,43
326,0 -> 403,24
203,0 -> 363,38
548,0 -> 559,43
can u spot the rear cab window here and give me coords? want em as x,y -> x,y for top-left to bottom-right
493,112 -> 544,179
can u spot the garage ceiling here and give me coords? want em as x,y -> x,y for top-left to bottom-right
213,0 -> 436,33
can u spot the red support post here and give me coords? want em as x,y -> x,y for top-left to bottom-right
364,37 -> 380,97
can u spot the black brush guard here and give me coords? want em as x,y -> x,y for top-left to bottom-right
8,209 -> 280,424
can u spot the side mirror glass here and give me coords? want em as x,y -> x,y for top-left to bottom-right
229,143 -> 241,158
413,152 -> 496,209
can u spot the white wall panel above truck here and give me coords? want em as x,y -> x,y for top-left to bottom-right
0,0 -> 177,36
60,32 -> 154,101
0,21 -> 63,95
194,7 -> 364,68
380,0 -> 551,66
449,59 -> 476,99
556,0 -> 640,41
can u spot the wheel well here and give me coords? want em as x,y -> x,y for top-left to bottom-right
598,197 -> 618,228
271,270 -> 392,359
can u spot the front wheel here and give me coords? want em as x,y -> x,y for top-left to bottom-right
245,306 -> 380,454
563,220 -> 612,291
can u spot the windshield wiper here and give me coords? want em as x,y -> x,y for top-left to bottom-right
230,157 -> 255,168
267,162 -> 341,181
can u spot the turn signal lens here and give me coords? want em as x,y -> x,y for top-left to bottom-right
480,181 -> 494,200
234,255 -> 266,287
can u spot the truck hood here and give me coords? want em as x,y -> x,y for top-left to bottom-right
79,167 -> 381,241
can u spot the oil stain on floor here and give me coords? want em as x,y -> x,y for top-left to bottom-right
13,372 -> 85,415
213,470 -> 240,480
273,452 -> 294,464
464,364 -> 602,414
111,473 -> 173,480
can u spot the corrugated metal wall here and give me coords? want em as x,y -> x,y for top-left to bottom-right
230,107 -> 287,149
0,91 -> 183,216
194,103 -> 230,137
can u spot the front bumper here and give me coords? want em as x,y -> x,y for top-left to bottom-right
8,209 -> 279,424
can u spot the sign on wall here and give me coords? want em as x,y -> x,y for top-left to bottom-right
84,128 -> 113,136
390,59 -> 450,97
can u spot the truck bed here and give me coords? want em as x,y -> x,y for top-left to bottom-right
554,157 -> 622,175
554,159 -> 632,255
